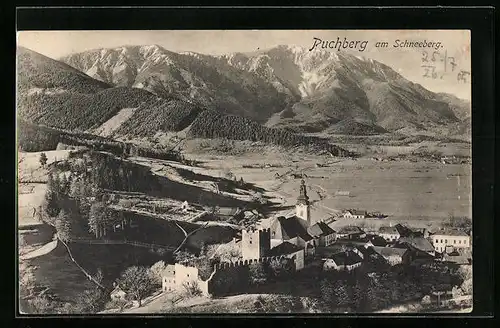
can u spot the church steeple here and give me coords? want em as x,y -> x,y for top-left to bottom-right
296,179 -> 311,226
296,179 -> 309,205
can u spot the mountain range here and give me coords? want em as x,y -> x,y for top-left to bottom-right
17,44 -> 471,145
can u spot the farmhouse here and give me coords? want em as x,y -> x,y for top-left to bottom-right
378,226 -> 401,242
110,285 -> 127,301
430,229 -> 471,253
343,209 -> 367,219
336,225 -> 366,240
323,249 -> 364,272
307,221 -> 336,246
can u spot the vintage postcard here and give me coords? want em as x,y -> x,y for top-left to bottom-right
17,30 -> 472,314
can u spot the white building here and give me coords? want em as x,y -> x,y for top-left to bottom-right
323,249 -> 364,271
343,209 -> 367,219
378,226 -> 401,242
431,229 -> 471,253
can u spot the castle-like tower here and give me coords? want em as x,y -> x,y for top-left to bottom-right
241,228 -> 271,261
296,179 -> 311,226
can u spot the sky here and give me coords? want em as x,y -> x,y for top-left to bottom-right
17,30 -> 471,100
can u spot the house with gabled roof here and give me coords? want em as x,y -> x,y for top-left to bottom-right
336,225 -> 366,240
307,221 -> 336,246
343,209 -> 367,219
323,249 -> 364,271
378,226 -> 401,242
110,284 -> 127,301
397,236 -> 436,257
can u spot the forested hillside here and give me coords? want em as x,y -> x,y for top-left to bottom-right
189,110 -> 351,156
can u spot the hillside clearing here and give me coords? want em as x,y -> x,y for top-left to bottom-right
93,107 -> 137,137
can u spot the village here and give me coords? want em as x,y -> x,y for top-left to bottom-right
108,178 -> 473,312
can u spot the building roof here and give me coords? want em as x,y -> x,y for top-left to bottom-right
274,216 -> 313,242
442,254 -> 470,264
372,246 -> 408,258
378,226 -> 400,235
268,241 -> 302,256
111,285 -> 125,295
307,221 -> 336,238
345,209 -> 367,215
398,237 -> 435,253
394,224 -> 413,237
362,234 -> 388,246
161,264 -> 176,277
337,225 -> 365,235
329,251 -> 364,266
432,228 -> 469,237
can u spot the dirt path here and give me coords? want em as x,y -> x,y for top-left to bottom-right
20,239 -> 58,260
173,222 -> 209,254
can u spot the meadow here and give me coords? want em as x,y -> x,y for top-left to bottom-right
189,154 -> 472,230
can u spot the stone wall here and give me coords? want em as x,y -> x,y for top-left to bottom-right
203,255 -> 296,297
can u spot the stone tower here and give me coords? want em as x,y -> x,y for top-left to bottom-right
296,179 -> 311,226
241,228 -> 271,260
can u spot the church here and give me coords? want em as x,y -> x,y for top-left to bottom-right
270,179 -> 337,257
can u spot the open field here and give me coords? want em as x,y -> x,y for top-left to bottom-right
24,242 -> 96,303
18,150 -> 71,181
18,184 -> 47,227
184,153 -> 471,230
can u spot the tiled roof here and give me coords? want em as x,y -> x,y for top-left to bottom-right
338,225 -> 364,235
346,209 -> 367,215
307,221 -> 336,238
432,229 -> 469,236
378,226 -> 400,235
394,224 -> 413,237
398,237 -> 435,253
268,241 -> 302,256
275,216 -> 313,242
372,246 -> 408,258
362,234 -> 388,246
330,251 -> 363,266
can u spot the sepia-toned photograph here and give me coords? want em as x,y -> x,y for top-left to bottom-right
17,29 -> 472,314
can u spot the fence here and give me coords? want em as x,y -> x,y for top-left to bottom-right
69,237 -> 176,251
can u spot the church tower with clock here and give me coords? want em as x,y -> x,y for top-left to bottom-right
295,179 -> 311,227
